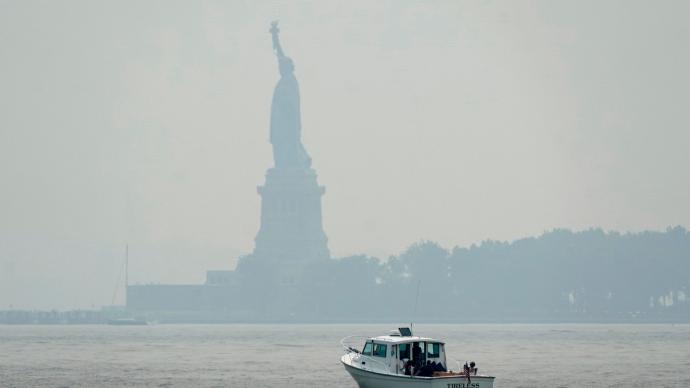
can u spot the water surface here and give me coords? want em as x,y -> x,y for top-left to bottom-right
1,324 -> 688,387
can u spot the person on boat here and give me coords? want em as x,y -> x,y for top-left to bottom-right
430,360 -> 446,373
470,361 -> 478,375
414,361 -> 435,377
412,343 -> 422,369
403,359 -> 414,376
463,362 -> 472,383
424,360 -> 436,376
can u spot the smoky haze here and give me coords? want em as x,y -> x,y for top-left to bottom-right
1,1 -> 689,310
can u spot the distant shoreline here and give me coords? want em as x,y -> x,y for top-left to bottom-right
2,310 -> 690,325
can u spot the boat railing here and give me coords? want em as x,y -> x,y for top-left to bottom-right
340,335 -> 367,354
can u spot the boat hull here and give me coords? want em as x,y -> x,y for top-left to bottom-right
342,358 -> 494,388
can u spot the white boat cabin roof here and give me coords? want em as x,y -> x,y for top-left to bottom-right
367,328 -> 445,345
369,335 -> 444,344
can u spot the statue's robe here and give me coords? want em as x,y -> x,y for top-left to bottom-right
270,61 -> 311,168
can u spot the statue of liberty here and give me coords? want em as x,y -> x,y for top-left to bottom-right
269,21 -> 312,168
237,21 -> 330,273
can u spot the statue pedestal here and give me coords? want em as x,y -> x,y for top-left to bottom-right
252,167 -> 330,263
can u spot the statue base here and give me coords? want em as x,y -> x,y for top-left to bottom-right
252,167 -> 330,264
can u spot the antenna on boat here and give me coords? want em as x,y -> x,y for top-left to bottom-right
411,280 -> 421,334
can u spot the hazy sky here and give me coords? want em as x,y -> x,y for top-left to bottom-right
1,1 -> 689,309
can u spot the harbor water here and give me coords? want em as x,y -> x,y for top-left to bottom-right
1,324 -> 689,387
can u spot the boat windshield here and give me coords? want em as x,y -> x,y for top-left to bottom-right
362,341 -> 373,356
362,341 -> 387,358
372,343 -> 387,357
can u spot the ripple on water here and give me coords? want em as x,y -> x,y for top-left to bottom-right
1,323 -> 690,387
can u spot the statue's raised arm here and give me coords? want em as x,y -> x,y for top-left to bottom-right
269,21 -> 295,78
269,21 -> 285,59
267,21 -> 310,169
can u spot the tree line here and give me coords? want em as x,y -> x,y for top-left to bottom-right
240,226 -> 690,322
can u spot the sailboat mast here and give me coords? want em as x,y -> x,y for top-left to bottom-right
125,244 -> 128,306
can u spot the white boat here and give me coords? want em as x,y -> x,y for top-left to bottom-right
341,327 -> 495,388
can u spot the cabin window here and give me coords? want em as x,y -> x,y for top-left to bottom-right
399,343 -> 410,360
427,342 -> 441,358
373,343 -> 387,358
362,341 -> 373,356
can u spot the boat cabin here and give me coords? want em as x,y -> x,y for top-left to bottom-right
357,327 -> 448,376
